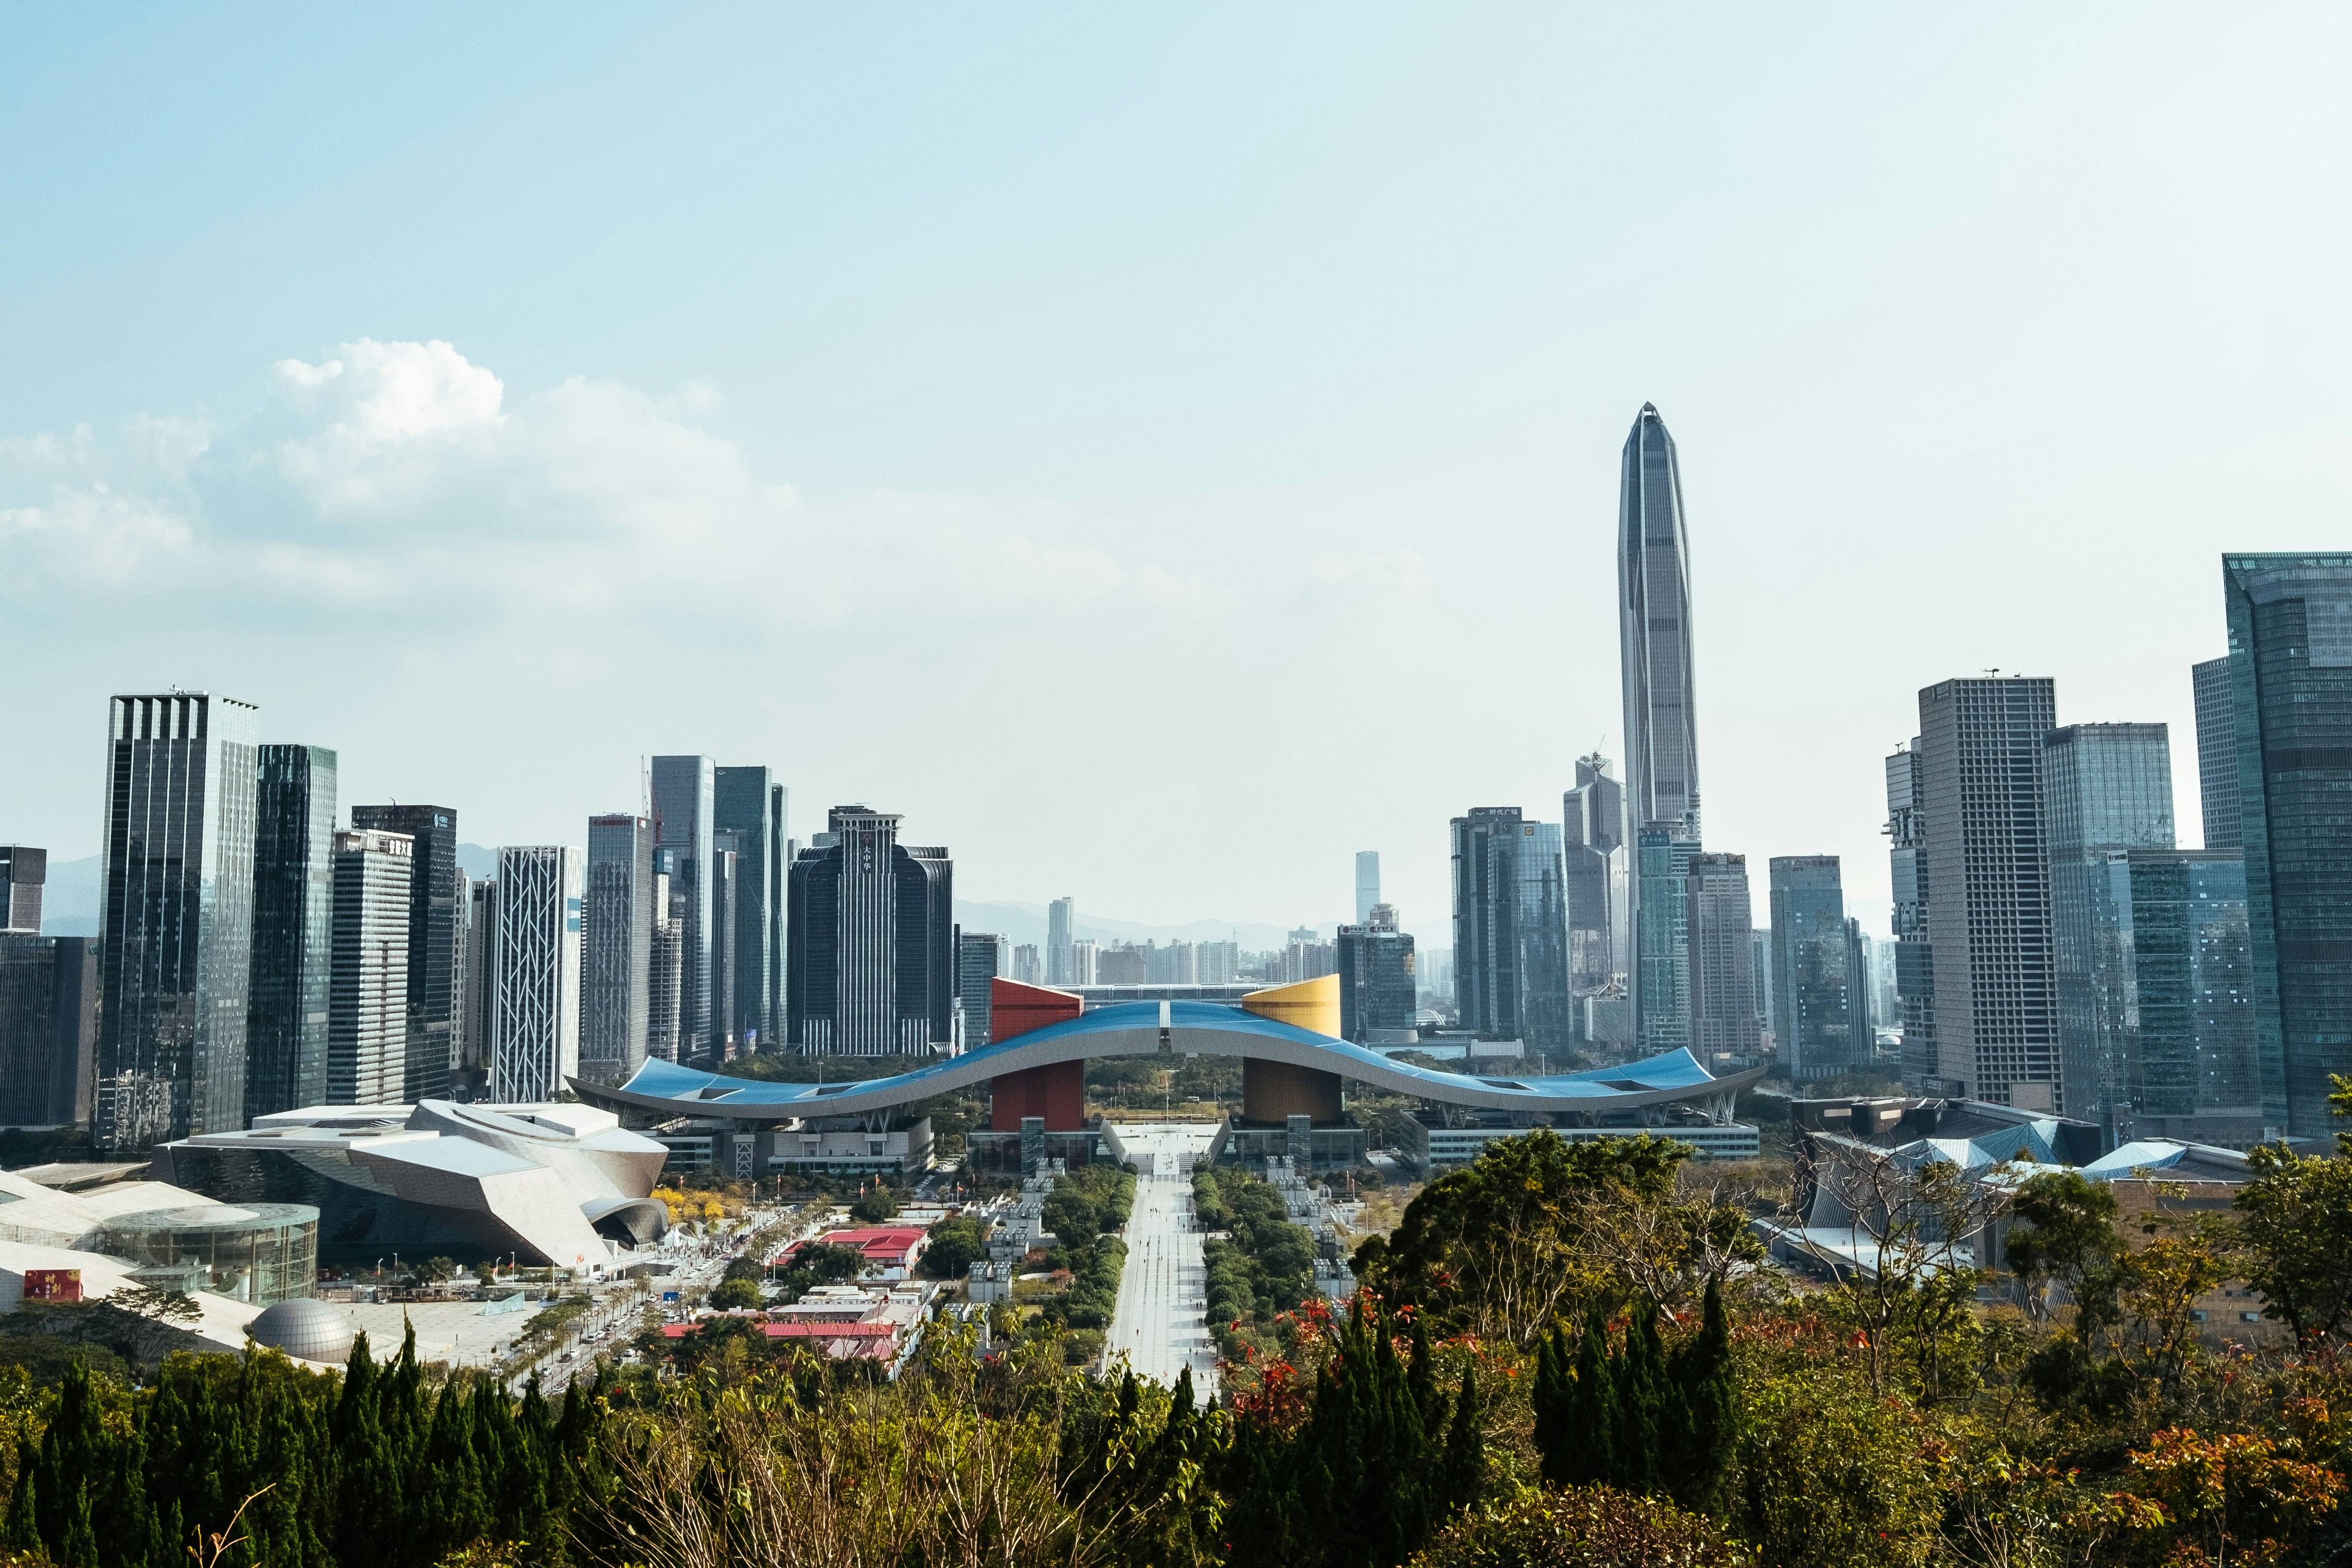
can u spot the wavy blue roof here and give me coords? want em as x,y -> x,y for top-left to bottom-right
577,1000 -> 1758,1120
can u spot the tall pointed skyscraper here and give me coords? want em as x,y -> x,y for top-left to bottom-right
1618,403 -> 1703,1048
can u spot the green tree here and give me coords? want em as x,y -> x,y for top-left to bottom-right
1407,1485 -> 1751,1568
1041,1182 -> 1101,1248
2236,1139 -> 2352,1341
2004,1169 -> 2126,1329
919,1214 -> 988,1280
712,1278 -> 765,1311
848,1187 -> 900,1224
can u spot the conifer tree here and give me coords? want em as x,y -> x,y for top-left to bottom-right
1612,1303 -> 1664,1494
1563,1305 -> 1619,1488
1666,1273 -> 1736,1513
4,1439 -> 37,1554
1438,1361 -> 1485,1519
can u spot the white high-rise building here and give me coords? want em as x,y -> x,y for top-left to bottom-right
1047,896 -> 1076,986
1354,852 -> 1381,926
1067,938 -> 1098,987
490,845 -> 583,1101
329,828 -> 413,1106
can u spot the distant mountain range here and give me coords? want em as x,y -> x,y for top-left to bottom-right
30,850 -> 1334,954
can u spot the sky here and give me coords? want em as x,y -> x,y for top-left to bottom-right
5,4 -> 2350,948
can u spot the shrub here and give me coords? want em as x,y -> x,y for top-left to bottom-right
1409,1485 -> 1752,1568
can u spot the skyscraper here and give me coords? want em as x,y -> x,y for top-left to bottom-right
2113,848 -> 2260,1146
0,934 -> 96,1125
647,849 -> 682,1064
1770,857 -> 1851,1081
2193,657 -> 2241,850
1688,853 -> 1759,1059
785,807 -> 955,1055
649,756 -> 716,1057
1515,822 -> 1575,1053
1618,404 -> 1703,1047
1885,741 -> 1936,1090
348,804 -> 460,1104
96,691 -> 262,1150
1562,754 -> 1627,997
1750,927 -> 1774,1040
1066,939 -> 1098,987
957,931 -> 1004,1051
581,814 -> 654,1084
714,767 -> 785,1050
1918,676 -> 2061,1107
246,745 -> 337,1121
2224,553 -> 2352,1136
1047,897 -> 1076,987
328,828 -> 414,1106
1354,852 -> 1381,925
1337,903 -> 1418,1045
463,877 -> 497,1088
2043,723 -> 2176,1129
0,846 -> 45,935
448,860 -> 476,1089
1635,829 -> 1700,1052
708,837 -> 738,1054
1451,807 -> 1524,1039
488,845 -> 582,1101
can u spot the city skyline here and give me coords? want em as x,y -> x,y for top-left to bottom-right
6,10 -> 2348,948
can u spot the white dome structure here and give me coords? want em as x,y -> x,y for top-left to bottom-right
248,1298 -> 356,1365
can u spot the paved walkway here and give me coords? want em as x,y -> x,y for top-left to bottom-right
1105,1123 -> 1221,1395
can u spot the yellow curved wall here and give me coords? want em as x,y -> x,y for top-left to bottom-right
1240,973 -> 1342,1038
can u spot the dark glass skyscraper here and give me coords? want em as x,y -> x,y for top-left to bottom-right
2193,656 -> 2241,850
1618,403 -> 1702,1048
2042,723 -> 2175,1130
96,692 -> 261,1150
714,767 -> 786,1050
0,936 -> 96,1125
1688,853 -> 1759,1059
786,807 -> 954,1055
246,744 -> 337,1120
1769,857 -> 1851,1081
649,756 -> 715,1057
1450,807 -> 1524,1039
1,846 -> 44,936
1885,742 -> 1936,1089
1337,904 -> 1418,1046
2224,553 -> 2352,1136
348,803 -> 458,1103
1635,829 -> 1698,1052
582,814 -> 654,1083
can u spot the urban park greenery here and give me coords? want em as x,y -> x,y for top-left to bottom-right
11,1103 -> 2352,1563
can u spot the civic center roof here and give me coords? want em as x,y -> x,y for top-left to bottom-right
574,993 -> 1761,1121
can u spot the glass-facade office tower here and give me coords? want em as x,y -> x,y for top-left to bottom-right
2110,849 -> 2260,1145
786,807 -> 955,1055
1337,904 -> 1418,1045
1563,754 -> 1628,1000
647,850 -> 682,1063
1635,830 -> 1698,1052
328,828 -> 413,1106
582,815 -> 654,1083
1688,853 -> 1759,1058
1845,920 -> 1875,1053
649,756 -> 715,1058
714,767 -> 785,1050
462,877 -> 497,1088
2224,553 -> 2352,1136
1750,927 -> 1774,1037
2042,723 -> 2176,1129
2193,656 -> 2241,850
348,804 -> 459,1104
1047,897 -> 1076,987
956,930 -> 1003,1051
1885,742 -> 1936,1090
96,692 -> 262,1151
1,846 -> 44,935
1354,852 -> 1381,926
1918,676 -> 2061,1107
246,745 -> 337,1120
1515,823 -> 1574,1053
1769,857 -> 1851,1081
0,935 -> 97,1124
488,845 -> 582,1100
1451,808 -> 1524,1038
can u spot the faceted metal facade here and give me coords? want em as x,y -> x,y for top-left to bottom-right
489,846 -> 582,1100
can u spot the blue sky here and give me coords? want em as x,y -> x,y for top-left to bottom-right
6,4 -> 2350,942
